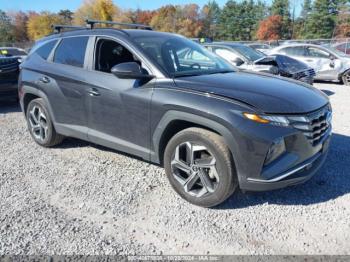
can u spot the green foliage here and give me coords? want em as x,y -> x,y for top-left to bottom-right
200,0 -> 221,39
58,9 -> 74,24
0,10 -> 14,43
303,0 -> 342,39
271,0 -> 291,39
1,0 -> 349,43
219,0 -> 268,41
300,0 -> 312,19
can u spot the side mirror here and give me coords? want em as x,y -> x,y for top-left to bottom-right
232,57 -> 245,67
111,62 -> 154,80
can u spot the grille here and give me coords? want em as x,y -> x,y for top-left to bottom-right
0,58 -> 19,73
288,105 -> 332,146
294,68 -> 316,80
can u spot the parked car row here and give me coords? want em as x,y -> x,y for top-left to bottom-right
0,47 -> 27,101
269,44 -> 350,86
197,41 -> 350,86
203,42 -> 315,85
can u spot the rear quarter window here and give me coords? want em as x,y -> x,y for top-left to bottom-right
34,40 -> 58,60
280,46 -> 306,56
53,37 -> 89,68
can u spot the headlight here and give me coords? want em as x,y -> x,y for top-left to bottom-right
243,113 -> 289,126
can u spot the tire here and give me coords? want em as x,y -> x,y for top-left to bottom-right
342,70 -> 350,86
26,98 -> 64,147
164,127 -> 237,208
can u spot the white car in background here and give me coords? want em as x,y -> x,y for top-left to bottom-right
269,43 -> 350,86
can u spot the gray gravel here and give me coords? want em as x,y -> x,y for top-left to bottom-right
0,82 -> 349,255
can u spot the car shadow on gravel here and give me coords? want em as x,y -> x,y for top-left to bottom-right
217,133 -> 350,209
55,137 -> 149,163
320,90 -> 335,96
0,101 -> 21,114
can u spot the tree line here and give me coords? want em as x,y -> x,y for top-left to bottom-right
0,0 -> 349,44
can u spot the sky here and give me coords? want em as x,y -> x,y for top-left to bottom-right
1,0 -> 302,15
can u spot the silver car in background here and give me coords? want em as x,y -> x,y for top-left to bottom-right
203,43 -> 315,85
270,44 -> 350,86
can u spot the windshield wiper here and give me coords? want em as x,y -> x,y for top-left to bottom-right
209,70 -> 235,74
173,70 -> 235,78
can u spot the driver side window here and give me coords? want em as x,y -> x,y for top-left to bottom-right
307,47 -> 330,59
94,38 -> 138,73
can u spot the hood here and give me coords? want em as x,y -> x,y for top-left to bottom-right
255,55 -> 310,74
174,71 -> 328,114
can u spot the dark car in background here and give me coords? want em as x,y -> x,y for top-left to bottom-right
19,21 -> 331,207
247,43 -> 272,54
0,47 -> 27,101
203,43 -> 316,85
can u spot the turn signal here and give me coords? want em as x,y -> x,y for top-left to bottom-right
243,113 -> 270,124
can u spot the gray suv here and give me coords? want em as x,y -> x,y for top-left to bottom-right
19,21 -> 332,207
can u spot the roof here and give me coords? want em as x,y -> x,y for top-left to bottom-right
275,43 -> 322,49
38,28 -> 178,43
204,42 -> 246,47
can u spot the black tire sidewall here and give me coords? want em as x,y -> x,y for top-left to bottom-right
164,130 -> 235,207
343,71 -> 350,86
26,99 -> 54,146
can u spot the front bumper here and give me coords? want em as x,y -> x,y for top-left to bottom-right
240,136 -> 330,191
228,104 -> 332,192
0,81 -> 18,100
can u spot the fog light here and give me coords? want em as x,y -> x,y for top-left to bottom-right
264,138 -> 286,165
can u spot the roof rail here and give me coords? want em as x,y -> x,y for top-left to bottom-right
52,25 -> 86,34
85,19 -> 153,31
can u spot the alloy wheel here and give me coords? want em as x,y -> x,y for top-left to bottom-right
28,105 -> 49,142
344,72 -> 350,85
171,142 -> 220,198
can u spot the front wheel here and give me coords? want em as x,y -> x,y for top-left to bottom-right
164,128 -> 237,207
342,70 -> 350,86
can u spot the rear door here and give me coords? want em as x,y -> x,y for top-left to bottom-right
46,36 -> 91,139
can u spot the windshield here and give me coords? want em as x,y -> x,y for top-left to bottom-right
323,45 -> 349,57
229,45 -> 265,62
0,48 -> 27,57
131,35 -> 234,77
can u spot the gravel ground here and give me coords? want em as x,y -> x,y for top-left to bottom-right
0,82 -> 349,255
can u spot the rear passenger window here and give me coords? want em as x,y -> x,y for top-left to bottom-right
281,46 -> 306,56
35,40 -> 58,60
54,37 -> 89,68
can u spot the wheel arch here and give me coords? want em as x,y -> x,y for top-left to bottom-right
152,111 -> 239,167
22,86 -> 57,124
340,68 -> 350,83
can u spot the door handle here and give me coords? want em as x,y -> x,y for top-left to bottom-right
306,59 -> 314,62
39,76 -> 50,84
88,88 -> 101,97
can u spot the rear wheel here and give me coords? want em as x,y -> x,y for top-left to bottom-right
164,128 -> 237,207
26,98 -> 64,147
342,70 -> 350,86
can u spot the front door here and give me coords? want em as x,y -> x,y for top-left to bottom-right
304,46 -> 340,80
86,37 -> 154,160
